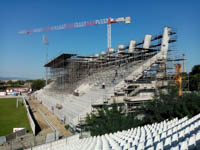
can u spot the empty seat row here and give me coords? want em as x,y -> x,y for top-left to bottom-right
27,113 -> 200,150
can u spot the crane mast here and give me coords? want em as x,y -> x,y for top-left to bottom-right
107,20 -> 111,52
18,16 -> 131,52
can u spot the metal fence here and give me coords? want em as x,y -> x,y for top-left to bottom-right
0,136 -> 6,145
6,129 -> 26,142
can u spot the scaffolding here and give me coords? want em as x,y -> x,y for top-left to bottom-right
44,27 -> 181,98
45,51 -> 159,94
38,27 -> 192,128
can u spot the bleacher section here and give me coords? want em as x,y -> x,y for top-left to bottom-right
35,27 -> 178,130
34,27 -> 174,129
27,113 -> 200,150
35,60 -> 147,126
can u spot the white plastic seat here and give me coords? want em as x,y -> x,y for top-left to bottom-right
156,141 -> 163,150
137,142 -> 144,150
161,132 -> 167,140
178,130 -> 185,142
87,136 -> 97,150
145,138 -> 153,148
132,139 -> 139,147
189,124 -> 195,135
102,135 -> 110,150
123,142 -> 131,150
146,132 -> 152,140
184,127 -> 190,138
154,135 -> 160,144
188,135 -> 196,150
94,136 -> 102,150
171,133 -> 178,146
25,113 -> 200,150
196,132 -> 200,148
164,136 -> 171,150
153,131 -> 158,137
194,122 -> 199,131
180,140 -> 188,150
119,140 -> 126,147
172,127 -> 178,134
177,124 -> 182,131
139,136 -> 145,143
167,129 -> 172,136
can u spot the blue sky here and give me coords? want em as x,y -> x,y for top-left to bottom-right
0,0 -> 199,79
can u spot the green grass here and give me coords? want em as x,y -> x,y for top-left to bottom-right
0,98 -> 31,136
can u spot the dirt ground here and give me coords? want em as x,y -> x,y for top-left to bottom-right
28,96 -> 72,137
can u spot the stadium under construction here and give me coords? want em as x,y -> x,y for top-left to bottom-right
34,27 -> 186,131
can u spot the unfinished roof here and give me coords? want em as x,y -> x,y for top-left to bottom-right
44,53 -> 76,67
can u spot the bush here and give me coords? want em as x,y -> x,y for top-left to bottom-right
137,87 -> 200,125
65,125 -> 70,130
189,65 -> 200,91
31,80 -> 45,91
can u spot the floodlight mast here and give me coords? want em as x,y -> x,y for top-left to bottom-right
42,35 -> 49,86
18,17 -> 131,52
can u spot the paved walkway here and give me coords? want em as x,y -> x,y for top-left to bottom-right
28,97 -> 52,136
29,96 -> 72,137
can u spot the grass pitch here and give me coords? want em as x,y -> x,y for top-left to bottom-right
0,98 -> 31,136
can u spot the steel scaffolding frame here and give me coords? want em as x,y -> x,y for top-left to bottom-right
44,28 -> 179,96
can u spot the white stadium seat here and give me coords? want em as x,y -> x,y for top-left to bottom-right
27,113 -> 200,150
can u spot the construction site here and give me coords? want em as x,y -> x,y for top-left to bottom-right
1,16 -> 192,150
28,17 -> 186,132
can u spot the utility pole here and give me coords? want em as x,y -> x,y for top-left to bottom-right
183,54 -> 186,72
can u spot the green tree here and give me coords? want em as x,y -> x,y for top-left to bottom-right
86,102 -> 130,136
7,80 -> 13,86
189,74 -> 200,91
189,64 -> 200,91
86,102 -> 144,136
85,86 -> 200,136
138,87 -> 200,124
191,65 -> 200,75
181,72 -> 189,90
0,81 -> 4,86
16,80 -> 25,86
31,79 -> 45,91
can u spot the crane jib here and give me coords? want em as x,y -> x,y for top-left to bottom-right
18,17 -> 131,34
19,18 -> 110,34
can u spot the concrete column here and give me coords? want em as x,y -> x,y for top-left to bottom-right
143,34 -> 152,49
160,27 -> 171,59
128,40 -> 136,53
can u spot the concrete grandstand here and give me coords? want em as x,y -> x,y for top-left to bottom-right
34,27 -> 178,131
